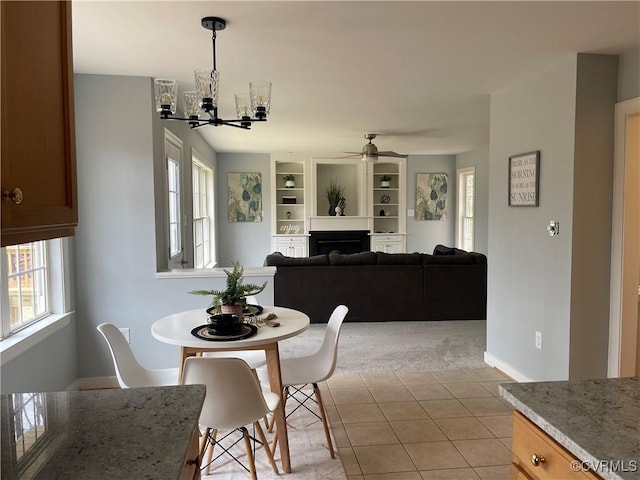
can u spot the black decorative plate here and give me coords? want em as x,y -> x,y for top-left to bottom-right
191,323 -> 258,341
243,304 -> 264,316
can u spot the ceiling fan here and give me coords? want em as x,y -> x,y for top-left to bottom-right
342,134 -> 407,162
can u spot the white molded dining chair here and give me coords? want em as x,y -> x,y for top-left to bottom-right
182,357 -> 280,479
97,323 -> 178,388
268,304 -> 348,459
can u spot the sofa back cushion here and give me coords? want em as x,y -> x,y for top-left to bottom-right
329,251 -> 377,266
265,252 -> 330,266
376,252 -> 423,265
422,253 -> 476,265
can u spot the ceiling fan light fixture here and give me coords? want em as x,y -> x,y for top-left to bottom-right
154,16 -> 271,130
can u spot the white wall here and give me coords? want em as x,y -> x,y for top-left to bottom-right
486,54 -> 618,381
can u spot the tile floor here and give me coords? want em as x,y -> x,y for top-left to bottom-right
321,367 -> 515,480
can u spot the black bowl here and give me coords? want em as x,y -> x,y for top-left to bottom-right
208,313 -> 242,334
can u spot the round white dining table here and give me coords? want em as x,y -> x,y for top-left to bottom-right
151,306 -> 310,474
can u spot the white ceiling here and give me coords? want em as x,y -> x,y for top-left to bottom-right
72,1 -> 639,156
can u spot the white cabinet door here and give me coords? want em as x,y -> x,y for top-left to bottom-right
370,235 -> 405,253
273,236 -> 308,257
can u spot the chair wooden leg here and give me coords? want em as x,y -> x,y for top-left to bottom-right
270,427 -> 278,456
198,427 -> 209,459
255,421 -> 279,474
268,386 -> 288,433
204,429 -> 217,475
313,382 -> 335,459
242,427 -> 257,480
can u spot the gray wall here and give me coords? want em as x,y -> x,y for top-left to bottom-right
618,46 -> 640,102
72,74 -> 274,378
488,56 -> 578,381
456,146 -> 490,255
487,54 -> 618,381
406,155 -> 457,253
152,105 -> 218,271
0,321 -> 78,393
216,153 -> 272,267
568,54 -> 618,379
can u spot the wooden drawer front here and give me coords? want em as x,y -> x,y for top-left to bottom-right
512,411 -> 600,480
511,463 -> 534,480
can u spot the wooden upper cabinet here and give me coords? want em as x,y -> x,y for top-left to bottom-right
1,1 -> 77,247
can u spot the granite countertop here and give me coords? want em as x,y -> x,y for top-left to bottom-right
1,385 -> 205,480
500,377 -> 640,480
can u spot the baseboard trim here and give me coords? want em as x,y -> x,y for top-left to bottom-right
483,351 -> 535,383
75,376 -> 120,390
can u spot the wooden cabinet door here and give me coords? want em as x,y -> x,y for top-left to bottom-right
1,1 -> 77,246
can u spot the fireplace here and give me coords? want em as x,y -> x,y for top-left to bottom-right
309,230 -> 370,256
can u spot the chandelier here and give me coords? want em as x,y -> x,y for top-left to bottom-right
153,17 -> 271,130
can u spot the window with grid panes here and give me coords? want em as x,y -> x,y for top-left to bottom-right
167,156 -> 181,258
2,241 -> 48,336
192,155 -> 215,268
457,167 -> 475,252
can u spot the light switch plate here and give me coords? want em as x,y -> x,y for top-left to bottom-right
407,209 -> 415,217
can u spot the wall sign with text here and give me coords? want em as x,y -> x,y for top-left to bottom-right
509,151 -> 540,206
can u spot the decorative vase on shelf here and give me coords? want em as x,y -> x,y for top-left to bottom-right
283,175 -> 296,189
334,205 -> 342,216
329,204 -> 338,216
338,197 -> 346,216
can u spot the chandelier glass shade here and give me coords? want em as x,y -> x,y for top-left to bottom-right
154,17 -> 271,130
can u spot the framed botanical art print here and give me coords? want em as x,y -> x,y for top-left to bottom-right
228,172 -> 262,222
509,151 -> 540,206
416,173 -> 448,220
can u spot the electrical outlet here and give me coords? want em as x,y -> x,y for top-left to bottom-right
119,327 -> 130,344
535,331 -> 543,350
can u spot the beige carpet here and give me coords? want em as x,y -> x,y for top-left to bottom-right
200,398 -> 346,480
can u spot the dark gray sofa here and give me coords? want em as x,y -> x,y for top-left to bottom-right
264,246 -> 487,324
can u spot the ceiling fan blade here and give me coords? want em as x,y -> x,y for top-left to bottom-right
377,151 -> 407,158
331,153 -> 361,159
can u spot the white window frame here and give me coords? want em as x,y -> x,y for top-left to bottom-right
456,166 -> 475,252
192,150 -> 216,268
164,129 -> 184,267
1,238 -> 72,364
3,241 -> 48,334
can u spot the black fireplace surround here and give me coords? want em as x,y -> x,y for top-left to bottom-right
308,230 -> 370,256
265,245 -> 487,324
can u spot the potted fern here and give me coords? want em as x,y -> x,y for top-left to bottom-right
380,175 -> 392,188
325,179 -> 345,216
188,261 -> 266,316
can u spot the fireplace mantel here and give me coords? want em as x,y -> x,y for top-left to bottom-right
307,216 -> 373,232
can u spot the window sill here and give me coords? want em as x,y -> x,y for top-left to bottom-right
0,312 -> 73,364
156,266 -> 276,279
